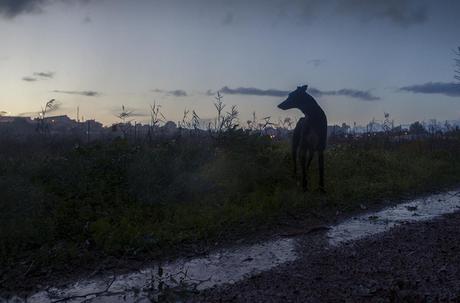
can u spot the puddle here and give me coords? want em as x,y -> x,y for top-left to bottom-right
328,190 -> 460,246
15,238 -> 297,303
4,189 -> 460,303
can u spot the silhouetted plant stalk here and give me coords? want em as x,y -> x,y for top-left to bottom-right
213,91 -> 226,133
279,117 -> 294,130
149,101 -> 166,139
192,110 -> 200,130
179,108 -> 191,129
37,99 -> 59,134
116,105 -> 133,138
23,91 -> 296,141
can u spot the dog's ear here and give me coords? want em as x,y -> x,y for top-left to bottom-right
301,85 -> 308,91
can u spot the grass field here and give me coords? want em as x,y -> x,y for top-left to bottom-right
1,130 -> 460,288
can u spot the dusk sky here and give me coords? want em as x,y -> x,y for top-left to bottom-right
1,0 -> 459,126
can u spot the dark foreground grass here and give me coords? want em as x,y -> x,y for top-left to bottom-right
1,131 -> 460,289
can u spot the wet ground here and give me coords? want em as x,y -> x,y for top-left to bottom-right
197,211 -> 460,302
3,190 -> 460,302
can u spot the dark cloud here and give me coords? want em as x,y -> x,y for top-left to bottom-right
0,0 -> 90,18
0,0 -> 45,18
400,82 -> 460,97
53,90 -> 101,97
34,71 -> 54,78
320,88 -> 381,101
215,86 -> 380,101
336,0 -> 428,27
279,0 -> 428,27
151,89 -> 188,97
169,89 -> 187,97
22,71 -> 54,82
219,86 -> 289,97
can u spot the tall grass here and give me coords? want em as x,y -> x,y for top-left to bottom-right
1,130 -> 460,285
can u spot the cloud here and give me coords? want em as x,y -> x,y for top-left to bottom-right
336,0 -> 428,27
0,0 -> 45,18
53,90 -> 101,97
169,89 -> 187,97
214,86 -> 380,101
319,88 -> 381,101
399,82 -> 460,97
22,71 -> 54,82
34,71 -> 54,78
151,88 -> 188,97
219,86 -> 289,97
0,0 -> 90,19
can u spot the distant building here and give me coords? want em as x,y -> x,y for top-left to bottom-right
161,121 -> 178,137
0,116 -> 36,135
42,115 -> 76,127
37,115 -> 74,134
0,116 -> 34,124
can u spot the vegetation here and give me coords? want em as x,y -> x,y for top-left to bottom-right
1,128 -> 460,288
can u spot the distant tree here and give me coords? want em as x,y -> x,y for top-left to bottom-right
444,120 -> 452,132
366,118 -> 377,133
392,125 -> 402,133
409,121 -> 426,134
428,119 -> 440,134
341,123 -> 351,134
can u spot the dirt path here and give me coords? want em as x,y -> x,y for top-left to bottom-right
3,190 -> 460,302
195,212 -> 460,302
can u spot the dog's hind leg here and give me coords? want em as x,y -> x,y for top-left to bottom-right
318,150 -> 325,193
292,123 -> 302,177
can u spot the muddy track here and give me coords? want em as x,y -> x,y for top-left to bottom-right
196,212 -> 460,302
2,189 -> 460,302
